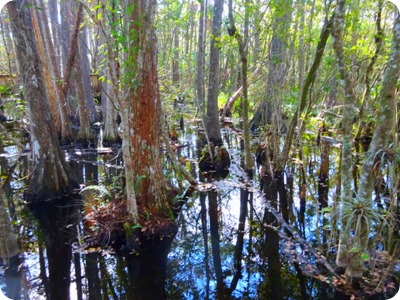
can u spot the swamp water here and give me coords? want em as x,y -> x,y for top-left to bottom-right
0,127 -> 399,299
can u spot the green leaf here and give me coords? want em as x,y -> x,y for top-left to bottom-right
126,4 -> 135,15
361,253 -> 370,261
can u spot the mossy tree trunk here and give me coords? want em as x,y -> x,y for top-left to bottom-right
331,1 -> 400,281
358,12 -> 400,207
330,0 -> 359,277
350,11 -> 400,276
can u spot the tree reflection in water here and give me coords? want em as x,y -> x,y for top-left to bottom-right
1,143 -> 398,299
29,198 -> 80,300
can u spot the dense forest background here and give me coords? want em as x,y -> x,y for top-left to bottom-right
0,0 -> 400,299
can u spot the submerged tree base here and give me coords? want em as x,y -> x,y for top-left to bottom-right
83,196 -> 178,253
82,194 -> 178,299
199,143 -> 231,174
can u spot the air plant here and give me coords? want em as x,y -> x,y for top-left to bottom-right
340,194 -> 381,276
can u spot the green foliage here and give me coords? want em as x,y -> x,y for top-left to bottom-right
217,92 -> 229,108
341,195 -> 381,255
2,92 -> 26,120
0,84 -> 12,96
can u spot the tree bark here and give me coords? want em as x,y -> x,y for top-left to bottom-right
75,49 -> 94,146
78,25 -> 97,123
354,11 -> 400,272
330,0 -> 362,279
48,0 -> 62,69
37,0 -> 73,144
172,27 -> 180,85
205,0 -> 224,146
120,0 -> 170,220
62,3 -> 83,97
102,81 -> 119,146
30,4 -> 62,137
228,0 -> 253,174
7,0 -> 78,202
196,0 -> 206,114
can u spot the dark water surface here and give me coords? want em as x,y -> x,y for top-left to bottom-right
0,128 -> 398,299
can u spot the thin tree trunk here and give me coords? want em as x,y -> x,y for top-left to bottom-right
277,15 -> 332,171
172,27 -> 180,85
60,0 -> 73,67
228,0 -> 253,174
298,0 -> 306,92
102,82 -> 119,146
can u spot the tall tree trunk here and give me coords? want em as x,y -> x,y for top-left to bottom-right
330,0 -> 359,277
62,3 -> 83,98
205,0 -> 224,146
102,81 -> 119,146
60,0 -> 79,120
196,0 -> 206,114
78,25 -> 97,123
60,0 -> 73,68
251,0 -> 292,173
228,0 -> 253,174
7,0 -> 78,202
37,0 -> 73,144
48,0 -> 61,69
75,49 -> 94,146
172,27 -> 180,85
351,11 -> 400,277
30,4 -> 62,137
119,0 -> 170,221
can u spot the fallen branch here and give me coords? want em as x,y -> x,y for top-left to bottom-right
220,65 -> 261,119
